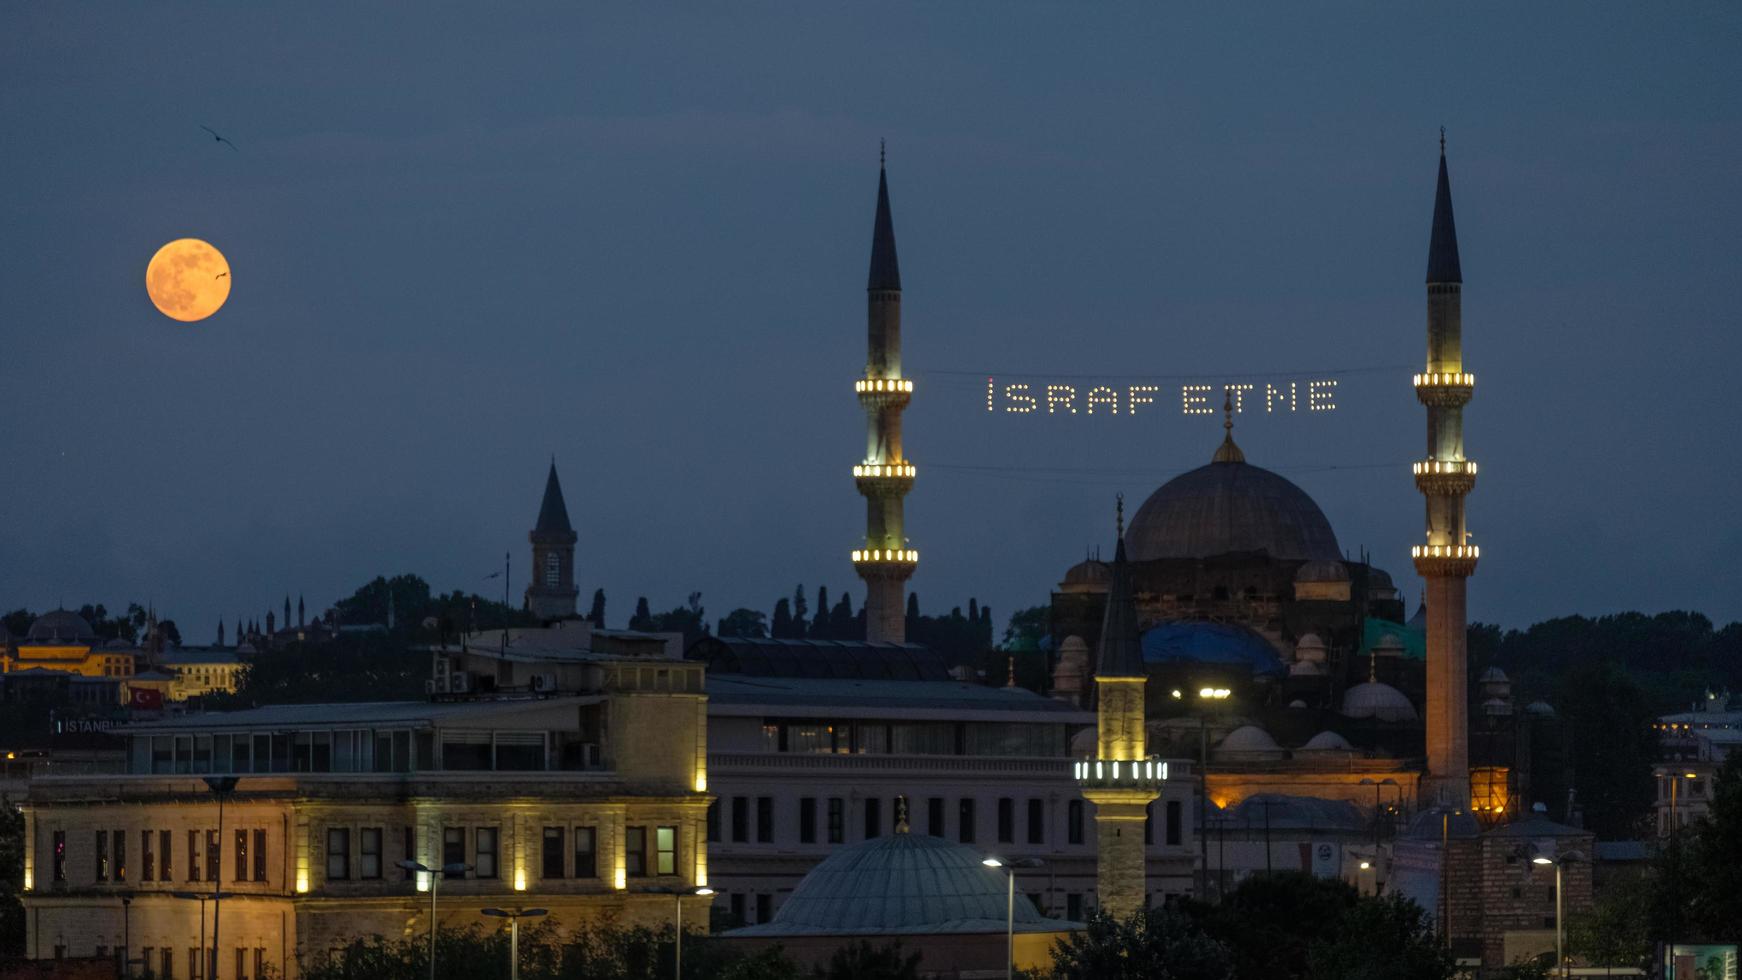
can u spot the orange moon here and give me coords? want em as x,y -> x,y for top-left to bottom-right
145,238 -> 231,322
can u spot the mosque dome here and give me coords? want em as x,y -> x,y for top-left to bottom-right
1299,730 -> 1355,752
1215,725 -> 1284,760
1341,681 -> 1418,722
1293,633 -> 1328,664
1478,667 -> 1509,683
1372,633 -> 1406,658
27,610 -> 96,643
1525,700 -> 1558,719
1125,441 -> 1341,563
1059,559 -> 1111,593
728,830 -> 1057,936
1142,621 -> 1286,677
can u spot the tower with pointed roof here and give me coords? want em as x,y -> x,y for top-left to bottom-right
851,147 -> 918,643
1074,497 -> 1166,919
1413,133 -> 1479,806
526,461 -> 580,622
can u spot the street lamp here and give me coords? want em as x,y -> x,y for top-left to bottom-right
646,885 -> 714,979
398,860 -> 472,980
1173,684 -> 1230,900
1530,848 -> 1586,979
173,890 -> 233,978
202,776 -> 239,980
120,895 -> 131,978
1438,808 -> 1464,948
481,908 -> 548,980
1359,778 -> 1400,847
982,856 -> 1044,979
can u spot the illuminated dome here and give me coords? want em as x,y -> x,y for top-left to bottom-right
728,830 -> 1057,936
1126,448 -> 1341,563
1341,681 -> 1418,722
27,610 -> 96,643
1216,725 -> 1284,760
1299,730 -> 1355,752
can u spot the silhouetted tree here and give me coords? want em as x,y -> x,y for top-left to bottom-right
588,588 -> 607,628
813,940 -> 921,980
649,593 -> 708,645
629,597 -> 655,632
771,598 -> 794,639
1002,606 -> 1050,651
831,592 -> 855,637
1305,892 -> 1453,980
1051,908 -> 1233,980
792,584 -> 809,638
718,608 -> 768,639
810,586 -> 831,640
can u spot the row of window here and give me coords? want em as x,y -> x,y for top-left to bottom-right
321,824 -> 678,882
707,796 -> 1183,848
56,828 -> 267,885
758,720 -> 1065,757
130,728 -> 599,775
76,946 -> 267,980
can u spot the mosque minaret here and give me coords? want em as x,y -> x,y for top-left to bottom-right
1073,497 -> 1166,919
1413,133 -> 1479,806
851,147 -> 918,643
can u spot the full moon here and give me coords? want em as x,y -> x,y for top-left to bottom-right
145,238 -> 231,322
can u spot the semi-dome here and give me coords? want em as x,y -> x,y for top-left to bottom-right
27,610 -> 96,643
1142,621 -> 1286,677
728,830 -> 1057,936
1342,681 -> 1418,722
1525,700 -> 1557,718
1058,559 -> 1111,594
1126,448 -> 1341,563
1295,560 -> 1349,583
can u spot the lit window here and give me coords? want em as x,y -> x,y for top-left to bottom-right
475,827 -> 498,879
655,826 -> 677,876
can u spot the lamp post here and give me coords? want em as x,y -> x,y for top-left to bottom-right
1531,848 -> 1586,979
480,908 -> 547,980
1438,808 -> 1463,949
398,860 -> 472,980
646,885 -> 714,979
983,856 -> 1044,979
173,891 -> 231,978
202,776 -> 239,979
1173,685 -> 1230,900
1359,778 -> 1399,848
121,895 -> 132,978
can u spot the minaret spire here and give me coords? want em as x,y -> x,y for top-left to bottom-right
1413,134 -> 1479,807
853,148 -> 917,642
526,460 -> 580,621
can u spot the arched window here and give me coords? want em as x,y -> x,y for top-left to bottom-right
544,551 -> 562,587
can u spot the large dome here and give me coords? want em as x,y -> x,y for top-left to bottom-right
1126,454 -> 1341,563
27,610 -> 96,643
728,831 -> 1057,936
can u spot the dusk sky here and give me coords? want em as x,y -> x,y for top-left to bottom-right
3,4 -> 1739,638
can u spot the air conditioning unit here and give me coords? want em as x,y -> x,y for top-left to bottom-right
530,672 -> 557,692
448,671 -> 472,694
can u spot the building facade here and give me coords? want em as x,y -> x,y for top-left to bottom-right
22,628 -> 709,977
691,637 -> 1195,925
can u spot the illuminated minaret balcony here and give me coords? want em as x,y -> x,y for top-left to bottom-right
1412,372 -> 1474,407
855,376 -> 913,410
1412,458 -> 1478,495
1074,756 -> 1170,792
1412,543 -> 1480,577
850,548 -> 919,578
853,462 -> 916,494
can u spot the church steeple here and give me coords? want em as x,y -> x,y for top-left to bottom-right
526,459 -> 580,621
1426,131 -> 1463,285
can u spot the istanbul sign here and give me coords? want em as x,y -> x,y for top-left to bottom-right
985,378 -> 1340,416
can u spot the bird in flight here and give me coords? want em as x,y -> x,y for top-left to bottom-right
215,272 -> 228,279
200,125 -> 238,151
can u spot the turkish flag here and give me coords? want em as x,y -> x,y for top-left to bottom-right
130,688 -> 164,710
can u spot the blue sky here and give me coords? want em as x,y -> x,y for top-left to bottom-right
2,3 -> 1738,636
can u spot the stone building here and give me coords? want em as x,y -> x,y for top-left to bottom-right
21,625 -> 709,977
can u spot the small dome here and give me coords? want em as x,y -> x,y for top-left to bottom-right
1478,667 -> 1509,683
1287,699 -> 1308,709
1293,633 -> 1327,665
1059,559 -> 1111,592
1288,660 -> 1325,677
1299,730 -> 1354,752
1295,560 -> 1349,584
1341,681 -> 1418,722
1372,633 -> 1405,657
1482,697 -> 1513,716
1216,724 -> 1282,757
727,831 -> 1058,936
27,610 -> 96,643
1069,727 -> 1097,756
1525,701 -> 1557,718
